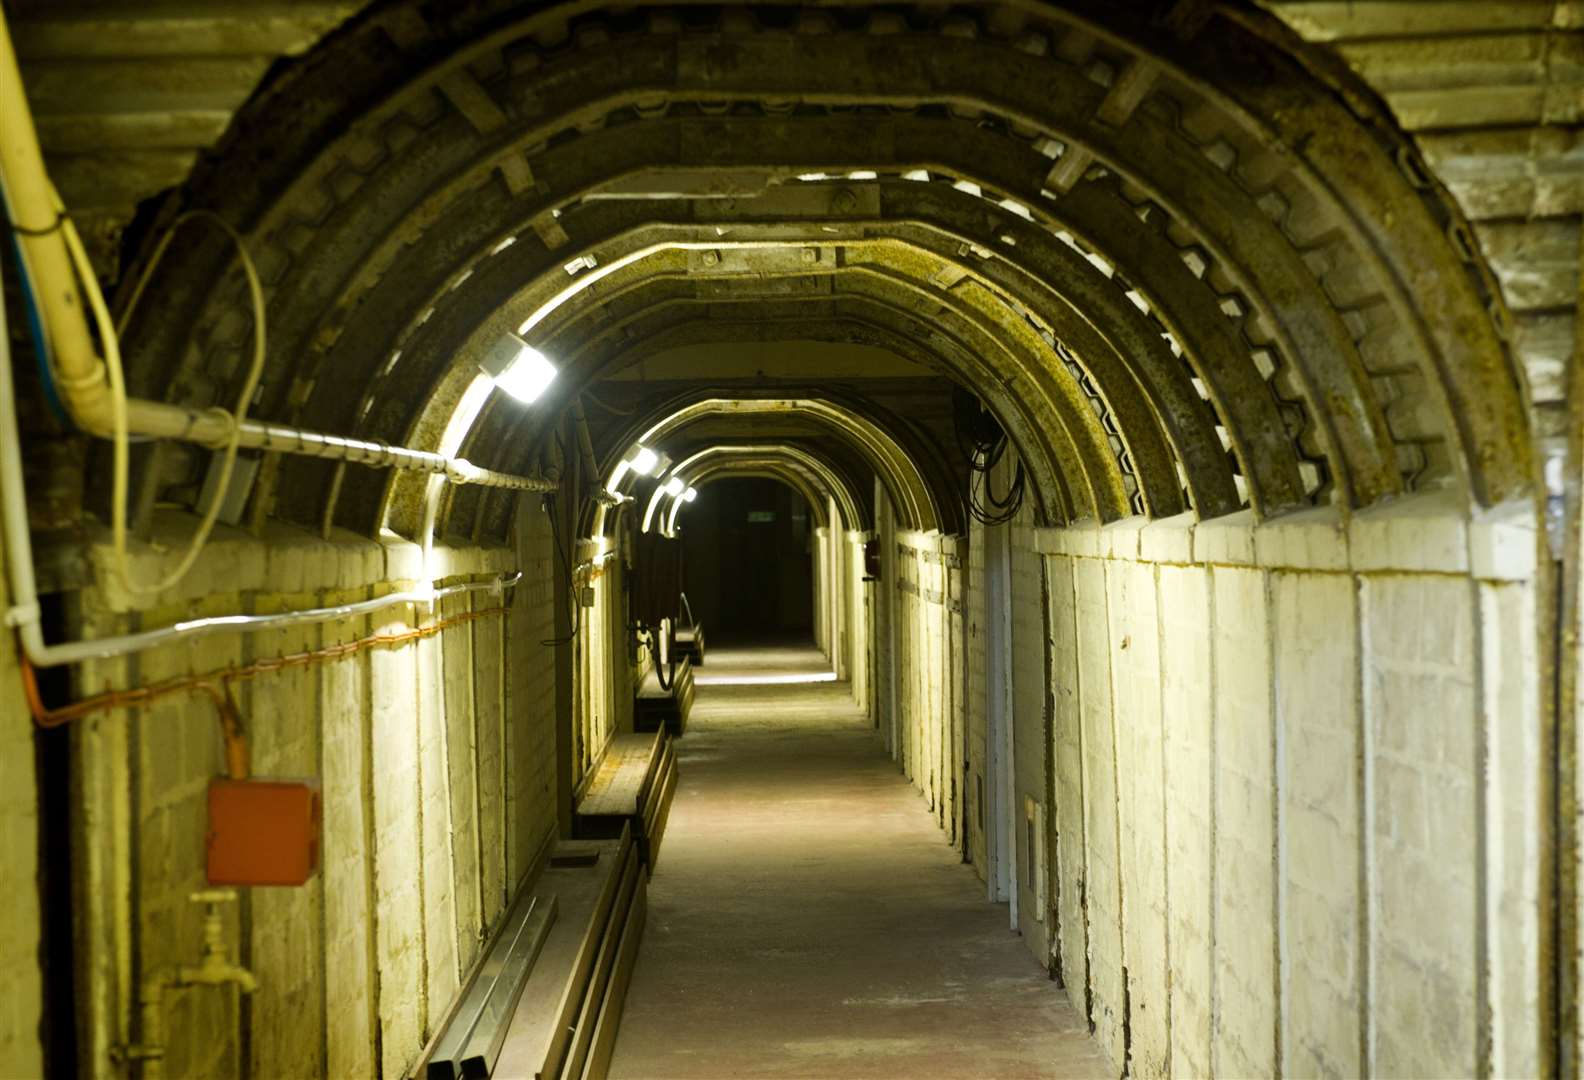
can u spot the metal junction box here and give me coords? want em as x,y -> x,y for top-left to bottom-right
206,778 -> 322,886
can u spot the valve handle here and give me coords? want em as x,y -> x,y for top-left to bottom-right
188,888 -> 237,906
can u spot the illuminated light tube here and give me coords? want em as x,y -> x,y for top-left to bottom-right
479,333 -> 556,404
683,486 -> 697,502
630,446 -> 659,476
663,475 -> 685,497
605,462 -> 628,497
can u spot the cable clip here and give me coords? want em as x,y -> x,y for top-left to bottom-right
5,601 -> 41,629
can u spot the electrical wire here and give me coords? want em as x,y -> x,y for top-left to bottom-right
953,394 -> 1025,526
21,603 -> 509,729
636,620 -> 679,692
58,205 -> 267,595
539,493 -> 582,647
968,453 -> 1025,526
652,593 -> 688,693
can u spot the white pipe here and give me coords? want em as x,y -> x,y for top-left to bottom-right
20,574 -> 519,669
0,12 -> 106,432
128,890 -> 257,1080
1,15 -> 553,496
4,274 -> 521,668
1,18 -> 549,666
0,240 -> 45,656
213,414 -> 557,490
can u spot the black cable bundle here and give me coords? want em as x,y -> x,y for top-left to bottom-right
631,531 -> 682,691
650,624 -> 679,692
953,389 -> 1025,526
539,493 -> 582,647
968,444 -> 1025,527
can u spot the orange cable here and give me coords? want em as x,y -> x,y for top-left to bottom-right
19,606 -> 510,730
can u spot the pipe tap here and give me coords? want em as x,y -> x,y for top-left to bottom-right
123,890 -> 256,1079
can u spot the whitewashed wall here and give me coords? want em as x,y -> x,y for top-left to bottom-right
888,526 -> 963,848
0,529 -> 43,1079
60,507 -> 559,1080
1036,493 -> 1543,1079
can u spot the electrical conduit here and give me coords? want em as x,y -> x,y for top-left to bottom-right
3,242 -> 524,666
0,15 -> 552,493
0,11 -> 548,666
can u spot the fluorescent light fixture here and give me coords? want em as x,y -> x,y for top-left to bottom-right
606,461 -> 630,495
683,487 -> 697,502
663,476 -> 685,497
629,447 -> 659,476
480,333 -> 556,404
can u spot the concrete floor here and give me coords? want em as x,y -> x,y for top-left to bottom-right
609,642 -> 1112,1079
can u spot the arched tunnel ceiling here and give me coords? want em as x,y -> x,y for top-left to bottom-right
609,441 -> 867,543
676,466 -> 829,535
619,396 -> 939,532
660,444 -> 866,534
22,0 -> 1549,545
606,340 -> 928,381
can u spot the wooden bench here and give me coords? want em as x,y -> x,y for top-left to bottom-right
674,623 -> 705,666
573,730 -> 677,874
634,657 -> 692,737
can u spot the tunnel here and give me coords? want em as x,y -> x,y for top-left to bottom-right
0,1 -> 1579,1077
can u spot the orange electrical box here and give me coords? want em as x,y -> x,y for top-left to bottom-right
206,778 -> 321,887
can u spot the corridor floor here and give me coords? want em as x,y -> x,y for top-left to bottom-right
608,643 -> 1111,1079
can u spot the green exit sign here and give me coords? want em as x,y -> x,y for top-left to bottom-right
747,511 -> 777,523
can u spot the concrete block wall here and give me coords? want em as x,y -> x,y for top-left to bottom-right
1071,551 -> 1126,1064
246,594 -> 327,1080
813,525 -> 835,664
1047,554 -> 1087,1003
845,531 -> 872,714
945,537 -> 967,851
874,487 -> 899,758
0,532 -> 45,1078
1104,531 -> 1170,1077
1157,561 -> 1214,1078
811,514 -> 858,683
1033,493 -> 1544,1078
965,512 -> 990,882
574,552 -> 595,774
320,593 -> 378,1079
571,541 -> 629,787
812,527 -> 827,657
894,539 -> 921,795
509,499 -> 558,888
887,527 -> 963,851
1011,513 -> 1052,962
58,511 -> 560,1080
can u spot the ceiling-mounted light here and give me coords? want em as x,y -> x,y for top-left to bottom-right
683,487 -> 697,502
630,446 -> 659,476
663,476 -> 685,497
480,332 -> 556,404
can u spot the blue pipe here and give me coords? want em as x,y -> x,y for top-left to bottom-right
6,232 -> 72,428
